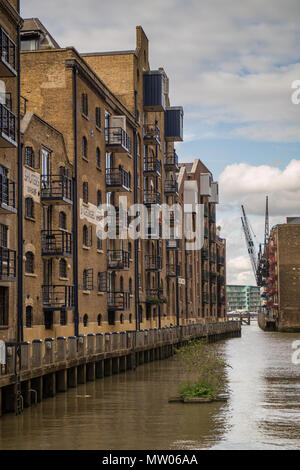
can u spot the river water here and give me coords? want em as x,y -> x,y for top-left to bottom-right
0,322 -> 299,450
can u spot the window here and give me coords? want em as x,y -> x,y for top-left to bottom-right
82,136 -> 88,159
83,225 -> 92,247
0,224 -> 8,248
25,197 -> 34,219
129,278 -> 132,294
96,107 -> 101,128
82,93 -> 88,116
96,147 -> 101,169
25,306 -> 32,328
97,190 -> 102,207
120,314 -> 124,325
83,268 -> 93,290
59,211 -> 67,230
25,146 -> 35,168
97,314 -> 102,326
59,258 -> 67,278
98,272 -> 107,292
25,252 -> 34,274
60,309 -> 67,326
129,314 -> 132,324
83,182 -> 88,203
139,306 -> 143,324
83,314 -> 88,327
0,287 -> 8,326
44,311 -> 53,330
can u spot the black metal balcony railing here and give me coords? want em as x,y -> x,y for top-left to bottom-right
164,150 -> 179,169
42,285 -> 75,310
0,28 -> 16,76
107,291 -> 130,311
144,158 -> 161,175
41,230 -> 72,257
107,250 -> 130,270
202,248 -> 209,260
143,123 -> 160,145
106,168 -> 130,190
210,271 -> 217,280
211,294 -> 217,304
145,255 -> 162,271
164,180 -> 178,195
0,176 -> 16,213
218,275 -> 225,285
146,288 -> 163,302
167,264 -> 180,277
0,247 -> 16,281
144,191 -> 161,206
202,292 -> 209,304
0,103 -> 16,147
210,253 -> 217,263
41,175 -> 73,204
105,127 -> 131,154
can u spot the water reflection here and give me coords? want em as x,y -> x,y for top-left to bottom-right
0,323 -> 299,450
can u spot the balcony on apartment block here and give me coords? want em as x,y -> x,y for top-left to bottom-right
0,28 -> 17,77
106,168 -> 130,191
107,291 -> 130,311
42,285 -> 75,310
143,122 -> 160,146
41,175 -> 73,205
0,176 -> 16,214
145,255 -> 162,271
107,250 -> 130,270
41,230 -> 72,257
144,158 -> 161,176
166,264 -> 180,278
0,103 -> 16,148
0,247 -> 16,281
143,190 -> 161,206
105,127 -> 131,154
164,180 -> 178,196
164,149 -> 179,170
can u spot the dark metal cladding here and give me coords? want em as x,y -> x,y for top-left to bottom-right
143,71 -> 166,111
165,106 -> 184,142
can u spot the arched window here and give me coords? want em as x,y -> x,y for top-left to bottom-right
97,314 -> 102,326
83,225 -> 88,246
83,181 -> 88,203
82,136 -> 88,159
59,258 -> 67,278
26,306 -> 32,328
59,166 -> 66,176
59,211 -> 66,230
25,252 -> 34,274
96,147 -> 101,169
83,314 -> 88,327
129,314 -> 133,324
25,197 -> 34,219
120,314 -> 124,325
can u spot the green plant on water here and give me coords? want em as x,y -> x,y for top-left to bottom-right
175,339 -> 230,399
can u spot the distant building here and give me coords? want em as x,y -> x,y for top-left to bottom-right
259,218 -> 300,332
227,285 -> 261,312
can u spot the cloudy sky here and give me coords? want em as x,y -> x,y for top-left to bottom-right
21,0 -> 300,284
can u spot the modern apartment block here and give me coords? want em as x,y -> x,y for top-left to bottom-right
259,218 -> 300,332
227,285 -> 260,313
0,0 -> 21,342
0,16 -> 227,344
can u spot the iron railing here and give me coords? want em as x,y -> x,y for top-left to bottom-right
107,250 -> 130,270
105,127 -> 131,153
107,291 -> 130,311
164,180 -> 178,194
145,255 -> 162,271
41,175 -> 73,203
144,191 -> 161,206
42,285 -> 75,309
0,103 -> 16,145
0,176 -> 16,211
106,168 -> 130,190
166,264 -> 180,277
0,28 -> 16,74
143,122 -> 160,144
0,247 -> 16,280
41,230 -> 72,257
144,158 -> 161,175
164,150 -> 179,169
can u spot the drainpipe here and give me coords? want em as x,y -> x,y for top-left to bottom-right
175,248 -> 179,326
72,66 -> 79,337
133,129 -> 139,331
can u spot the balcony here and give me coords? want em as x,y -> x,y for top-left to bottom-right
144,158 -> 161,176
143,123 -> 160,146
202,293 -> 209,304
211,294 -> 217,304
145,255 -> 162,271
107,291 -> 130,311
105,127 -> 131,154
164,180 -> 178,196
41,230 -> 72,257
0,176 -> 16,214
107,250 -> 130,270
202,248 -> 209,260
146,288 -> 163,302
167,239 -> 179,249
0,247 -> 16,281
167,264 -> 180,277
202,271 -> 209,282
146,222 -> 162,239
210,271 -> 217,281
164,107 -> 184,142
41,175 -> 73,205
42,285 -> 75,310
164,150 -> 179,170
106,168 -> 130,191
0,103 -> 16,148
0,29 -> 16,77
210,253 -> 216,263
144,191 -> 161,206
143,70 -> 167,112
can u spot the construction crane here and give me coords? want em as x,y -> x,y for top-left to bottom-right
241,205 -> 258,284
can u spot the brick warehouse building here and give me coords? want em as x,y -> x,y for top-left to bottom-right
0,14 -> 227,343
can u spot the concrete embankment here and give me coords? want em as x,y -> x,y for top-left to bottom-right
0,321 -> 241,417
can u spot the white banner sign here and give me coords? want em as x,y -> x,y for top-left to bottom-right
24,168 -> 40,203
